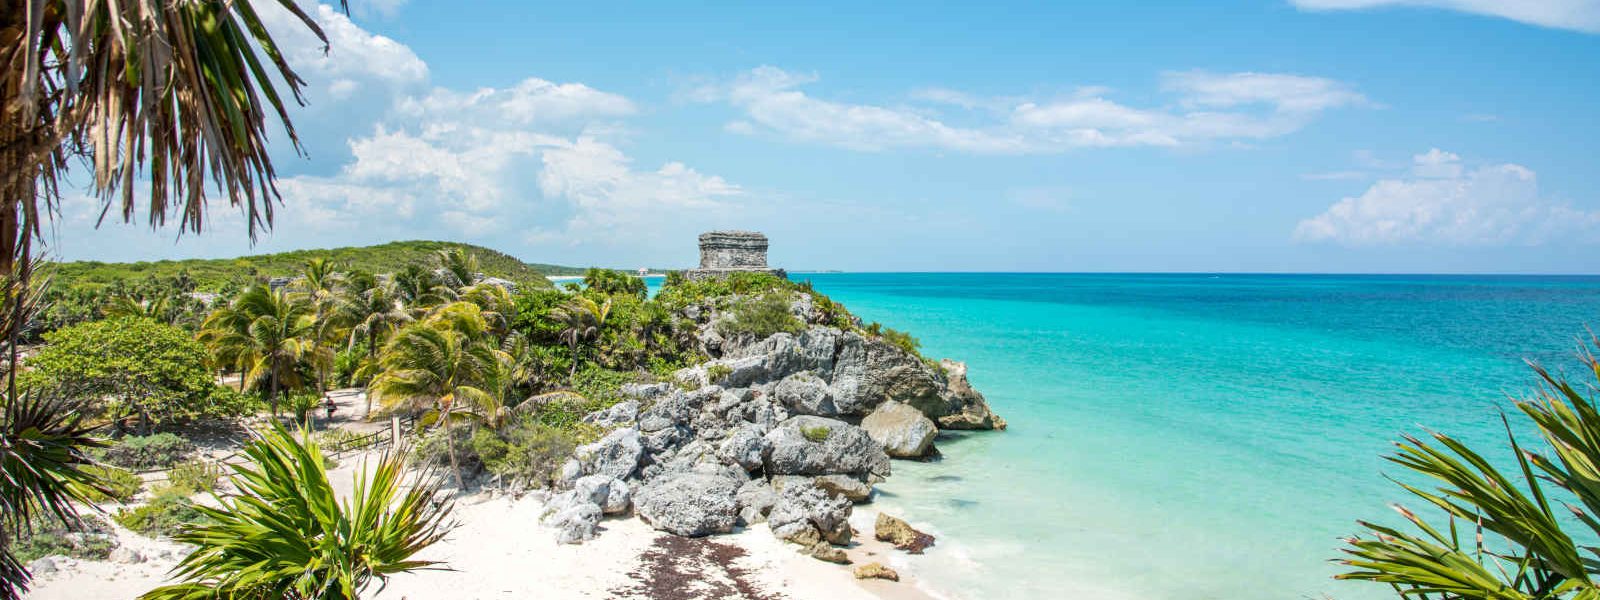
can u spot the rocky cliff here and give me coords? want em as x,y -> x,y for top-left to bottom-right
542,287 -> 1004,561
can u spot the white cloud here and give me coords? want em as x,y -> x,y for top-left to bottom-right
1290,0 -> 1600,34
697,66 -> 1368,153
1294,149 -> 1600,245
1161,71 -> 1371,113
395,78 -> 636,127
261,3 -> 427,97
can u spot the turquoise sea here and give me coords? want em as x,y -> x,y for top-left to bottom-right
778,273 -> 1600,600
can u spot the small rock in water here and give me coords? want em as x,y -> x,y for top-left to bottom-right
853,562 -> 900,581
875,513 -> 936,554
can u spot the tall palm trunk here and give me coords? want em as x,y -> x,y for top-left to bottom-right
268,365 -> 280,418
364,326 -> 381,417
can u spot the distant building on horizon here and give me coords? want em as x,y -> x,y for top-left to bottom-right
684,230 -> 786,281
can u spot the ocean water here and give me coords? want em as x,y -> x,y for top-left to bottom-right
788,273 -> 1600,600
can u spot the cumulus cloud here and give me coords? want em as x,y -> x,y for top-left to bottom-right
696,66 -> 1368,153
1294,149 -> 1600,245
51,2 -> 752,263
1290,0 -> 1600,34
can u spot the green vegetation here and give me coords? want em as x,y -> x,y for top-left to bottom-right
1339,339 -> 1600,599
52,241 -> 560,293
101,434 -> 194,471
706,364 -> 734,384
722,290 -> 805,339
142,426 -> 452,599
164,461 -> 225,496
801,425 -> 832,442
470,417 -> 584,490
73,466 -> 143,504
115,492 -> 213,538
6,514 -> 117,563
24,318 -> 227,433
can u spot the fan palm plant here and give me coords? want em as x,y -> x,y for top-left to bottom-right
140,424 -> 452,600
1,0 -> 338,278
0,255 -> 107,600
1338,340 -> 1600,599
369,303 -> 507,487
551,296 -> 610,377
0,391 -> 107,600
102,293 -> 171,323
199,284 -> 315,417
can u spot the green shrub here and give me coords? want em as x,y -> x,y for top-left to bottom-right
102,433 -> 193,470
801,425 -> 832,442
705,364 -> 733,383
570,367 -> 652,412
315,427 -> 367,452
74,465 -> 143,503
164,460 -> 224,496
7,514 -> 117,562
721,291 -> 803,339
114,492 -> 213,537
878,325 -> 922,356
473,416 -> 581,489
25,317 -> 222,431
202,385 -> 263,419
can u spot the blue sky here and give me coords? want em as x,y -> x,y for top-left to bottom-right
53,0 -> 1600,273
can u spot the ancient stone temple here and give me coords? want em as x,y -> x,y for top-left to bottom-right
684,230 -> 787,281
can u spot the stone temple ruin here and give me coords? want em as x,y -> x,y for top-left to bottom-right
684,230 -> 786,281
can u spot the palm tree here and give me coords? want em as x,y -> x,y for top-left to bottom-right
1,0 -> 337,278
337,274 -> 411,415
393,263 -> 453,315
434,248 -> 480,291
551,296 -> 611,377
1339,340 -> 1600,599
102,293 -> 170,323
141,425 -> 452,600
459,282 -> 515,339
291,258 -> 344,396
369,302 -> 506,487
199,284 -> 314,417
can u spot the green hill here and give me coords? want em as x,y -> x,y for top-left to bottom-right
52,240 -> 573,292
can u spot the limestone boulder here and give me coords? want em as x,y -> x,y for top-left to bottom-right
633,470 -> 741,537
875,512 -> 936,554
764,416 -> 891,481
582,400 -> 639,428
566,427 -> 644,482
853,563 -> 900,581
768,480 -> 852,546
774,373 -> 838,417
717,424 -> 769,472
937,360 -> 1007,430
544,502 -> 602,545
860,401 -> 938,458
735,479 -> 780,525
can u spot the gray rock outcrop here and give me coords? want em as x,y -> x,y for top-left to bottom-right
861,401 -> 939,458
633,470 -> 741,537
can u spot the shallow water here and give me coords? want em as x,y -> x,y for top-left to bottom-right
792,273 -> 1600,600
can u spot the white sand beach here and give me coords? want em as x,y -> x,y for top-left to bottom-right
25,451 -> 938,600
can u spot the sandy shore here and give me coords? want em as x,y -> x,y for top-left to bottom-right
25,455 -> 940,600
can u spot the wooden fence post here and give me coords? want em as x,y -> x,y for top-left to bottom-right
390,416 -> 401,447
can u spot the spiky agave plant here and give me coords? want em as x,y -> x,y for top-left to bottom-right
0,390 -> 107,600
142,425 -> 454,600
1338,338 -> 1600,599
